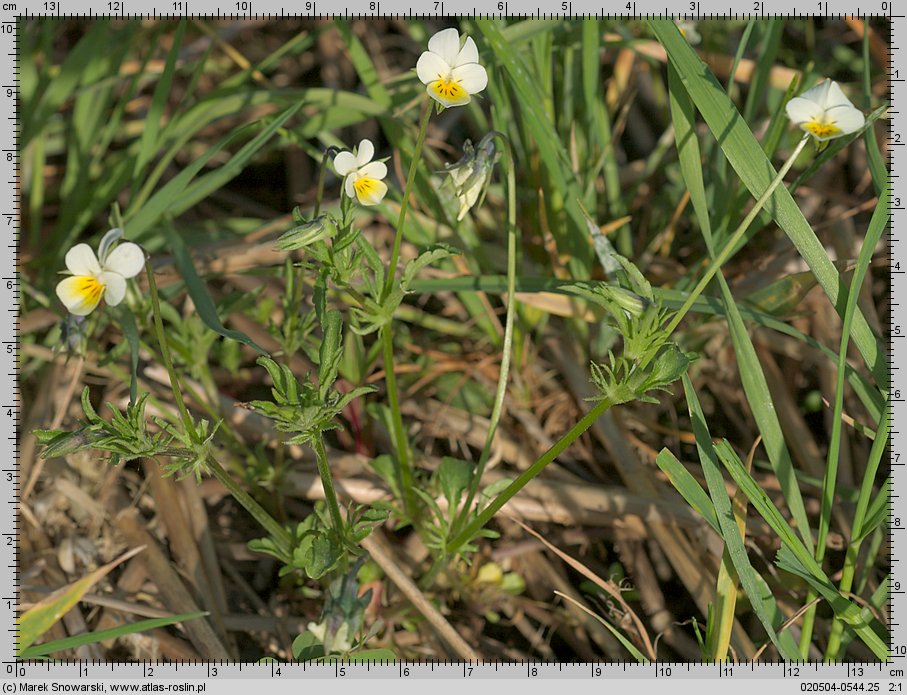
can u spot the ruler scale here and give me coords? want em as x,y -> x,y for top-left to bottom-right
7,2 -> 902,688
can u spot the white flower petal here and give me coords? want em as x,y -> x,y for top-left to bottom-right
798,80 -> 833,108
451,63 -> 488,95
358,161 -> 387,181
822,80 -> 856,110
416,51 -> 451,85
785,96 -> 822,125
100,271 -> 127,306
825,103 -> 865,134
64,243 -> 101,276
103,242 -> 144,279
454,36 -> 479,67
356,139 -> 375,167
355,179 -> 388,206
56,275 -> 104,316
344,174 -> 357,199
333,151 -> 358,176
427,28 -> 461,66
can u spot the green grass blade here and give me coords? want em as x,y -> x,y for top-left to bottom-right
22,20 -> 118,147
127,100 -> 303,240
669,62 -> 812,552
683,375 -> 801,661
17,547 -> 142,656
581,20 -> 629,255
714,440 -> 889,660
861,25 -> 888,195
20,611 -> 208,659
650,18 -> 887,391
741,19 -> 782,124
133,19 -> 188,182
476,19 -> 591,277
856,477 -> 890,544
165,226 -> 268,355
168,101 -> 304,223
817,179 -> 889,553
655,449 -> 720,534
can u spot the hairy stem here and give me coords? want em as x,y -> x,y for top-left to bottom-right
145,260 -> 196,440
313,435 -> 346,533
448,399 -> 612,554
206,454 -> 292,554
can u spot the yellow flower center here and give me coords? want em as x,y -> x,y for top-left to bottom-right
75,275 -> 105,304
804,120 -> 841,138
429,79 -> 469,105
353,177 -> 380,198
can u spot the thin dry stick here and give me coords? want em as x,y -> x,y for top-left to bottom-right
509,516 -> 657,662
359,533 -> 478,661
114,508 -> 231,660
23,355 -> 85,500
751,597 -> 822,662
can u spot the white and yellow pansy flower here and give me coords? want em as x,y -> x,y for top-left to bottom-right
333,139 -> 388,206
416,27 -> 488,109
785,79 -> 865,142
675,20 -> 701,45
55,234 -> 144,316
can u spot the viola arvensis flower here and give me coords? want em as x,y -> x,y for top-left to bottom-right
416,27 -> 488,109
785,79 -> 865,142
333,139 -> 388,206
55,234 -> 144,316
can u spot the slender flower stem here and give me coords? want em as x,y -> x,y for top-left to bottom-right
448,398 -> 613,555
383,103 -> 433,299
381,326 -> 416,516
453,135 -> 518,540
380,101 -> 433,520
145,260 -> 197,441
664,134 -> 810,336
314,148 -> 331,218
313,435 -> 346,533
206,454 -> 292,554
147,260 -> 290,554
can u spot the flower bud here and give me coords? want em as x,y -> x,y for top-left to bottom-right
444,133 -> 498,221
275,214 -> 338,251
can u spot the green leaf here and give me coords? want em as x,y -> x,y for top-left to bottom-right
683,375 -> 801,660
165,227 -> 268,355
18,547 -> 143,656
401,244 -> 459,290
655,449 -> 720,534
855,477 -> 890,544
292,631 -> 326,662
347,648 -> 398,663
20,611 -> 207,658
35,428 -> 96,458
127,100 -> 303,239
668,59 -> 813,553
132,20 -> 187,182
437,457 -> 473,513
714,440 -> 889,659
318,310 -> 344,401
